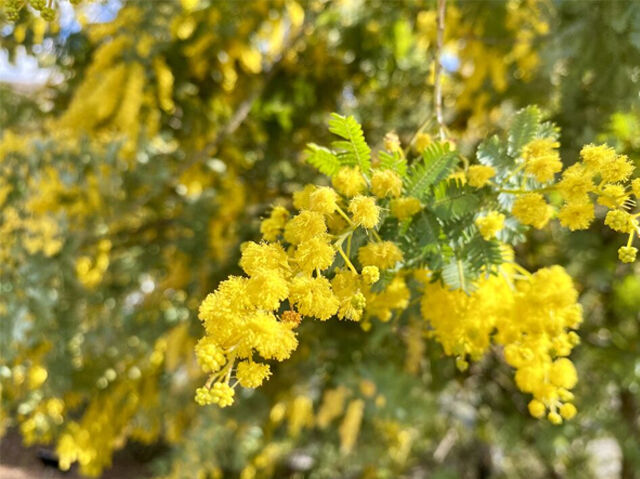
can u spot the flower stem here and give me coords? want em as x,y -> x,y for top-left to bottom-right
337,243 -> 358,274
335,205 -> 355,227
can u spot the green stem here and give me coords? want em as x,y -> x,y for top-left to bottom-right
510,262 -> 532,277
335,205 -> 355,227
206,349 -> 237,388
457,259 -> 465,291
337,243 -> 358,274
498,186 -> 554,195
498,163 -> 525,185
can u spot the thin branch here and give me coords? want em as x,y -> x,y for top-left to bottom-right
404,0 -> 447,154
434,0 -> 447,141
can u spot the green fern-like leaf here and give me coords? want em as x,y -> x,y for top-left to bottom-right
477,135 -> 513,171
304,143 -> 342,176
441,258 -> 475,292
399,211 -> 440,260
432,179 -> 480,222
405,142 -> 458,199
378,150 -> 408,177
464,236 -> 503,275
328,113 -> 371,174
508,106 -> 541,156
538,120 -> 560,140
412,212 -> 440,248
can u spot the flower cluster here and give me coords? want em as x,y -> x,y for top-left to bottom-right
196,166 -> 412,406
420,262 -> 582,423
561,145 -> 639,259
497,140 -> 639,263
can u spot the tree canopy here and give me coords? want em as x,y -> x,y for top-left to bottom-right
1,1 -> 640,478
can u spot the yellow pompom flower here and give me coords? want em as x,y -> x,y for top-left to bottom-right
618,246 -> 637,263
475,211 -> 505,240
511,193 -> 552,229
246,271 -> 289,310
515,366 -> 545,394
236,361 -> 271,388
289,276 -> 339,320
390,197 -> 422,220
294,237 -> 335,273
210,382 -> 235,407
195,382 -> 235,407
547,411 -> 563,425
332,166 -> 367,197
331,269 -> 365,321
522,138 -> 562,182
415,132 -> 432,152
358,241 -> 403,269
198,277 -> 251,335
597,184 -> 628,209
366,276 -> 409,322
467,165 -> 496,188
239,242 -> 290,277
383,131 -> 401,152
28,365 -> 48,389
348,196 -> 380,229
351,292 -> 366,310
293,185 -> 317,210
309,186 -> 338,214
421,274 -> 511,361
195,337 -> 226,373
580,143 -> 616,172
557,200 -> 595,231
284,210 -> 327,244
604,209 -> 635,233
197,270 -> 299,396
556,163 -> 594,201
195,387 -> 214,405
245,311 -> 299,361
600,154 -> 634,184
371,169 -> 403,198
361,265 -> 380,284
528,399 -> 546,418
559,403 -> 577,420
549,358 -> 578,389
260,206 -> 289,241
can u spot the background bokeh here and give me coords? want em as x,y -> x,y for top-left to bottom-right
1,0 -> 639,478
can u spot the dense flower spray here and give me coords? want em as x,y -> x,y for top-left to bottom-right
505,142 -> 639,261
196,110 -> 639,425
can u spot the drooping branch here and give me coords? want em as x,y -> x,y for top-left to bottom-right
434,0 -> 447,141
